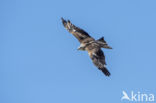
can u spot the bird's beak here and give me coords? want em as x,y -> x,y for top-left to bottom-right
77,47 -> 82,50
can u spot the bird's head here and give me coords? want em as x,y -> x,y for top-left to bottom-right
77,44 -> 86,51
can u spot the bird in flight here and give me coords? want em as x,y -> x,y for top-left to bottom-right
61,18 -> 112,76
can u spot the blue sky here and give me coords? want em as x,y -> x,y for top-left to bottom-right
1,0 -> 156,103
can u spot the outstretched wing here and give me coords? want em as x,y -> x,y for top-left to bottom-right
61,17 -> 91,43
89,49 -> 110,76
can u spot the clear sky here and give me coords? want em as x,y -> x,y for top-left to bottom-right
1,0 -> 156,103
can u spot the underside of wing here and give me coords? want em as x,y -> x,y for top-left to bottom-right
61,17 -> 91,43
89,49 -> 111,76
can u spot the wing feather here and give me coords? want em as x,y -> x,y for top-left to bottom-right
61,18 -> 91,43
89,49 -> 110,76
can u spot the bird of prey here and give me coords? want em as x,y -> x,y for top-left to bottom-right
61,18 -> 112,76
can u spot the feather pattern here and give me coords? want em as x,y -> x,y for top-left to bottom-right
61,18 -> 91,43
62,18 -> 111,76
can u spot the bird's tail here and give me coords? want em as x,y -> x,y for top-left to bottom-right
97,37 -> 106,42
99,67 -> 111,76
97,37 -> 112,49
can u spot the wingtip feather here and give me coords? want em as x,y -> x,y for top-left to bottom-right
61,17 -> 67,27
100,67 -> 111,76
61,17 -> 65,21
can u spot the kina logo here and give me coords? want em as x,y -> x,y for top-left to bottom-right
121,91 -> 155,102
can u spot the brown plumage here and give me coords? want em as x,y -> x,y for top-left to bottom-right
61,18 -> 112,76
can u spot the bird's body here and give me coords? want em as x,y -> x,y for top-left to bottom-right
61,18 -> 112,76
